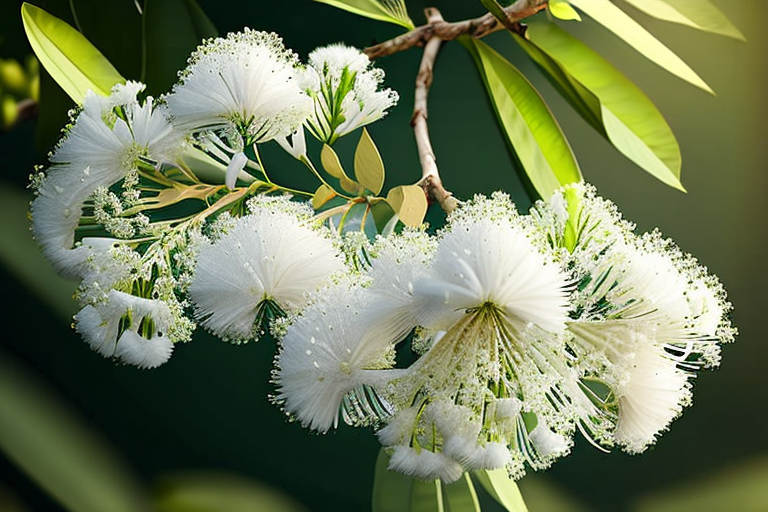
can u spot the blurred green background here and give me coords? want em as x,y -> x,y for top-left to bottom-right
1,1 -> 766,511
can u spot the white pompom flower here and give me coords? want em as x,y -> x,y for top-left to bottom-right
165,29 -> 311,148
188,196 -> 345,343
302,43 -> 398,144
531,182 -> 735,453
74,289 -> 174,369
30,82 -> 182,278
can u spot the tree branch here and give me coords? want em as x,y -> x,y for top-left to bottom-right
411,8 -> 458,214
364,0 -> 548,60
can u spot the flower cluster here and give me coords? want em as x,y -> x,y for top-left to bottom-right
28,30 -> 397,369
28,25 -> 734,486
272,184 -> 734,482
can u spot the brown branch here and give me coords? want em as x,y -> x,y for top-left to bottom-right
364,0 -> 548,60
411,8 -> 458,214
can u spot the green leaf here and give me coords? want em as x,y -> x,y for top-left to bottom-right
371,199 -> 397,235
0,351 -> 149,512
518,21 -> 684,190
479,0 -> 509,26
412,479 -> 444,512
312,183 -> 337,209
568,0 -> 713,93
142,0 -> 218,96
386,184 -> 428,228
621,0 -> 745,41
313,0 -> 414,29
0,185 -> 76,320
21,2 -> 124,103
372,448 -> 414,512
153,471 -> 308,512
549,0 -> 581,21
443,473 -> 481,512
321,144 -> 360,194
473,469 -> 529,512
461,37 -> 582,200
354,128 -> 385,195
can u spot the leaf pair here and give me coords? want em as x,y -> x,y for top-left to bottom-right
315,128 -> 428,230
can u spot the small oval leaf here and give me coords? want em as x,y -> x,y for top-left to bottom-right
312,183 -> 337,210
21,2 -> 124,103
372,448 -> 413,512
320,144 -> 360,194
354,128 -> 385,195
386,184 -> 428,228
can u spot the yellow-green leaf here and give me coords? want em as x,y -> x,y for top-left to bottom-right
473,469 -> 529,512
21,2 -> 124,103
518,21 -> 684,190
621,0 -> 745,41
386,184 -> 427,228
443,473 -> 481,512
412,479 -> 444,512
461,37 -> 582,200
372,449 -> 413,512
313,0 -> 414,29
549,0 -> 581,21
354,128 -> 385,195
0,352 -> 149,512
569,0 -> 713,93
312,183 -> 337,209
154,471 -> 308,512
320,144 -> 360,194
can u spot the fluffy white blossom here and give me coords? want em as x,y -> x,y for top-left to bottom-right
30,82 -> 181,278
74,289 -> 174,369
302,43 -> 398,144
531,182 -> 735,452
165,29 -> 311,147
189,196 -> 345,342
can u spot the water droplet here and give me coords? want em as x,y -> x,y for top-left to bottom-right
313,361 -> 320,368
305,349 -> 312,355
309,336 -> 316,344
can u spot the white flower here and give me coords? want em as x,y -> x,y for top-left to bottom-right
302,43 -> 398,144
165,29 -> 311,147
30,82 -> 181,278
532,182 -> 735,452
366,194 -> 578,477
274,283 -> 400,432
387,445 -> 464,483
74,290 -> 174,369
189,196 -> 344,342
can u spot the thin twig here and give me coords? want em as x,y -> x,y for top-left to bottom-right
412,8 -> 458,214
364,0 -> 548,60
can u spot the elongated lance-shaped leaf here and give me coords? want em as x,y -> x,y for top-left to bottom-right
21,2 -> 124,103
142,0 -> 217,95
569,0 -> 713,93
442,473 -> 481,512
313,0 -> 414,29
621,0 -> 745,41
0,352 -> 149,512
354,128 -> 385,195
473,469 -> 529,512
461,37 -> 582,201
372,448 -> 414,512
516,21 -> 684,191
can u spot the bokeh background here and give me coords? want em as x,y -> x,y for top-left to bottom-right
1,1 -> 766,511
